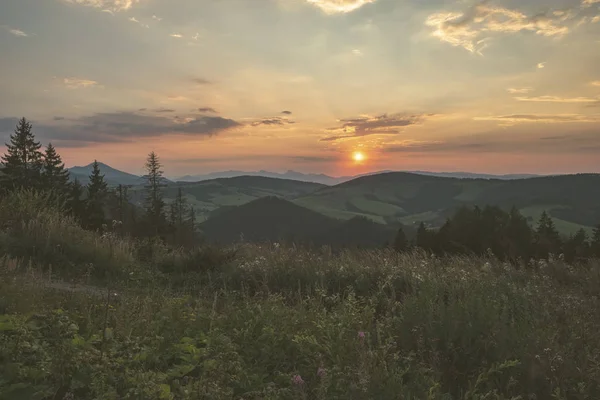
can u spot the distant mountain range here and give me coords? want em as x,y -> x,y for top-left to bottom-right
175,169 -> 541,185
68,162 -> 173,186
67,162 -> 543,187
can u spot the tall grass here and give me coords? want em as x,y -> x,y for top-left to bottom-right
1,192 -> 600,399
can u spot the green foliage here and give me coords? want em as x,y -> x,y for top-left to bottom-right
144,151 -> 167,237
41,142 -> 70,198
0,190 -> 137,281
85,160 -> 109,231
1,117 -> 43,191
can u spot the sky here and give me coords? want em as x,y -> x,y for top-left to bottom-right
1,0 -> 599,178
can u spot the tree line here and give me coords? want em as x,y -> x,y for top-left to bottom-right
0,117 -> 198,248
393,205 -> 600,263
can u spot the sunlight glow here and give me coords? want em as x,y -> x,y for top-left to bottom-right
352,151 -> 365,162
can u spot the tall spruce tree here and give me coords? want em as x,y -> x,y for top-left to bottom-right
1,117 -> 43,190
144,151 -> 166,237
42,143 -> 70,197
85,160 -> 108,231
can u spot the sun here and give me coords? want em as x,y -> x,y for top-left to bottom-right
352,151 -> 365,162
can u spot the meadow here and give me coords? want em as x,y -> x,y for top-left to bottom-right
1,191 -> 600,399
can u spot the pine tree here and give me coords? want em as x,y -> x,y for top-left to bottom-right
66,178 -> 86,222
393,225 -> 408,252
1,117 -> 43,190
42,143 -> 70,197
144,151 -> 166,237
506,206 -> 533,262
535,211 -> 562,259
85,160 -> 108,231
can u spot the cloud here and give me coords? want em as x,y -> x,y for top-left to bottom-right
251,117 -> 295,126
153,108 -> 175,113
537,62 -> 546,69
305,0 -> 377,14
198,107 -> 218,113
474,114 -> 600,123
507,87 -> 533,94
0,117 -> 19,134
514,95 -> 599,103
4,111 -> 242,146
381,131 -> 600,154
62,0 -> 140,12
583,0 -> 600,7
590,81 -> 600,87
4,27 -> 28,37
53,116 -> 65,121
191,77 -> 212,85
128,16 -> 149,28
320,113 -> 430,142
425,3 -> 571,54
63,78 -> 100,89
281,110 -> 292,115
170,33 -> 183,38
152,15 -> 162,21
291,155 -> 338,163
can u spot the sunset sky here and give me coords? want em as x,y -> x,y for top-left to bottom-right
1,0 -> 599,177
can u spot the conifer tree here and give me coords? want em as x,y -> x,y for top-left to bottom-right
393,225 -> 409,252
42,143 -> 70,197
1,117 -> 43,189
66,178 -> 86,222
85,160 -> 108,231
591,224 -> 600,258
535,211 -> 562,259
144,151 -> 166,237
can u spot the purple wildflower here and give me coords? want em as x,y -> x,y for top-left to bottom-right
358,331 -> 365,339
292,374 -> 304,385
317,367 -> 326,377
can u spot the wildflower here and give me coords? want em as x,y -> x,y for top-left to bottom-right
292,374 -> 304,385
317,367 -> 326,377
358,331 -> 365,340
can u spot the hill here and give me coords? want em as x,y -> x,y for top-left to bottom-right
175,169 -> 543,186
199,196 -> 397,247
127,176 -> 325,221
294,172 -> 600,234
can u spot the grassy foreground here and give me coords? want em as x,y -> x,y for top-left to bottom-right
1,192 -> 600,399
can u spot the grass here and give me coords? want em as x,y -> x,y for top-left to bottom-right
1,190 -> 600,399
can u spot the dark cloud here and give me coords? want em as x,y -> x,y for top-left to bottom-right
197,107 -> 218,113
382,130 -> 600,154
0,117 -> 19,133
251,116 -> 295,126
0,111 -> 241,147
153,108 -> 175,113
138,108 -> 147,111
321,113 -> 431,142
191,77 -> 212,85
53,116 -> 65,121
281,110 -> 292,115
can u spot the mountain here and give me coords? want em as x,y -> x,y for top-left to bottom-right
175,169 -> 543,185
176,170 -> 346,185
126,175 -> 325,219
199,196 -> 397,247
293,172 -> 600,235
68,162 -> 173,187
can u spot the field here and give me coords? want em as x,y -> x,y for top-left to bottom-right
1,191 -> 600,399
